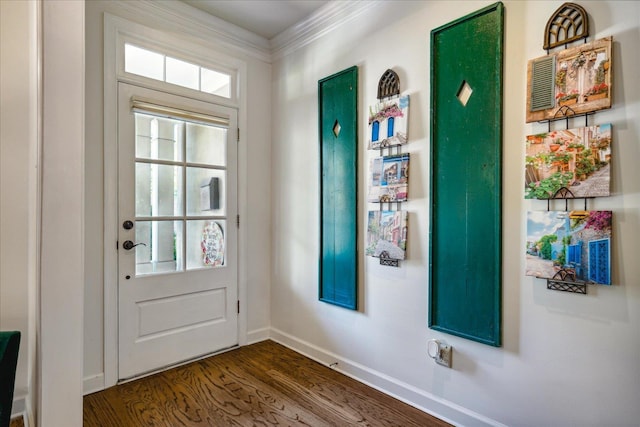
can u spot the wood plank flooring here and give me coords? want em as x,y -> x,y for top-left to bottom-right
84,340 -> 450,426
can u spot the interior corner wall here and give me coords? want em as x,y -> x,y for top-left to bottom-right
83,0 -> 273,391
270,1 -> 640,426
0,0 -> 38,418
40,1 -> 85,424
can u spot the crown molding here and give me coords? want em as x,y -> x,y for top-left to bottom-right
105,1 -> 377,63
270,0 -> 379,60
113,0 -> 272,62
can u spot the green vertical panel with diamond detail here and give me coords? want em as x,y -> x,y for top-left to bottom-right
429,3 -> 503,346
319,66 -> 358,310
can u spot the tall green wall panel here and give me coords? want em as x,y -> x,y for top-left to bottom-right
429,3 -> 503,346
318,66 -> 358,310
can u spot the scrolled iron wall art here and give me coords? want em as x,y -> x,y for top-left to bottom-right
526,0 -> 612,123
540,2 -> 590,123
377,69 -> 400,100
372,68 -> 404,268
543,2 -> 589,51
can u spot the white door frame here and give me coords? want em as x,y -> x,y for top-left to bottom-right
102,14 -> 249,389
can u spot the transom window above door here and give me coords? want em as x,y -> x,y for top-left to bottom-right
124,43 -> 232,99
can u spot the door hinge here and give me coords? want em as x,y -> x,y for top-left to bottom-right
237,300 -> 240,314
236,215 -> 240,228
237,128 -> 240,142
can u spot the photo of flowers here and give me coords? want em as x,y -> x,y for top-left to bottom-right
368,153 -> 409,202
526,210 -> 612,285
367,95 -> 409,149
525,124 -> 611,199
526,37 -> 611,122
366,210 -> 408,260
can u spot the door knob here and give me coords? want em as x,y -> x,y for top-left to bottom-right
122,240 -> 147,250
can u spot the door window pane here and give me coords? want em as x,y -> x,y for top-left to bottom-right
135,114 -> 183,162
187,220 -> 226,270
130,105 -> 230,277
136,163 -> 183,217
186,167 -> 225,217
135,221 -> 183,275
186,123 -> 226,166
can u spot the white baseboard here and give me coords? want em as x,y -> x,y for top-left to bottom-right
82,329 -> 268,397
11,394 -> 27,419
11,394 -> 33,427
83,373 -> 105,395
80,328 -> 500,426
246,327 -> 270,344
269,328 -> 504,427
11,395 -> 25,417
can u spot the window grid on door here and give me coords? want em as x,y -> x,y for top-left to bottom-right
134,112 -> 228,276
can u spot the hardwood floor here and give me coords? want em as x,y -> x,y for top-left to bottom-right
84,340 -> 450,426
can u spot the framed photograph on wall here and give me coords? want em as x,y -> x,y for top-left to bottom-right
525,124 -> 611,199
526,210 -> 612,285
367,153 -> 409,202
526,37 -> 612,122
366,210 -> 408,260
367,95 -> 409,149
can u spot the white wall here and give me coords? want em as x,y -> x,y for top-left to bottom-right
270,1 -> 640,426
0,0 -> 38,419
40,1 -> 85,425
2,2 -> 86,424
84,0 -> 273,390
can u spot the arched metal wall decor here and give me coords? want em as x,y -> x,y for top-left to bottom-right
377,69 -> 400,100
367,68 -> 409,268
526,1 -> 610,124
523,2 -> 615,295
543,2 -> 589,50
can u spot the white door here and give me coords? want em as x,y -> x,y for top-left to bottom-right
117,82 -> 238,380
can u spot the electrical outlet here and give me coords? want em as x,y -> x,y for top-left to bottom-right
435,343 -> 452,367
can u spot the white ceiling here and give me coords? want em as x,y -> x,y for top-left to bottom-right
180,0 -> 330,39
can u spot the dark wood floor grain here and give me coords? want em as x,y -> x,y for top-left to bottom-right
84,340 -> 451,426
9,415 -> 24,427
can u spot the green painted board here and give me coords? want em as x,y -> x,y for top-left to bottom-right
319,66 -> 358,310
429,3 -> 503,346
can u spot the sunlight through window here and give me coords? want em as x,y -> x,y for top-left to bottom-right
124,43 -> 232,98
125,44 -> 164,81
166,57 -> 199,91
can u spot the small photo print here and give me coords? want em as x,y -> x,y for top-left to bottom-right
368,95 -> 409,149
526,37 -> 612,122
366,210 -> 408,260
525,124 -> 611,199
368,153 -> 409,202
526,210 -> 612,285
